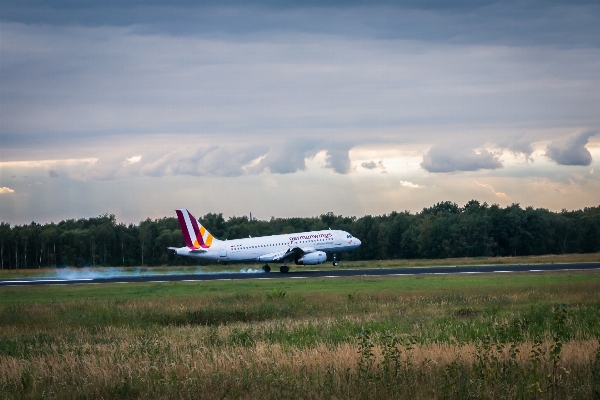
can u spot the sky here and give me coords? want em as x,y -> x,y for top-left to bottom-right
1,0 -> 600,225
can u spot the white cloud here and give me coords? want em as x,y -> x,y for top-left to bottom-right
399,181 -> 424,189
475,181 -> 508,198
0,158 -> 97,168
123,155 -> 142,166
0,187 -> 15,194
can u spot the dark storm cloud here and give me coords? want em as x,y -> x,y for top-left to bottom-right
2,0 -> 599,151
2,1 -> 599,47
421,145 -> 503,173
545,131 -> 597,166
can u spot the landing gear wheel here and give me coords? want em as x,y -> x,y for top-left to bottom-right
262,265 -> 271,273
333,262 -> 338,267
333,254 -> 338,267
280,266 -> 289,273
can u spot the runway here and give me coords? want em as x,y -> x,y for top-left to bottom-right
1,262 -> 599,287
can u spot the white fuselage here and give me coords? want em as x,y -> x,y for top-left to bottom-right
173,229 -> 360,263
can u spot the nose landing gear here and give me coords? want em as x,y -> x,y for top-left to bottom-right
333,254 -> 338,267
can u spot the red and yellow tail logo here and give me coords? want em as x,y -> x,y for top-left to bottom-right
176,209 -> 214,249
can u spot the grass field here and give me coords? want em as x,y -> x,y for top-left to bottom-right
1,270 -> 600,398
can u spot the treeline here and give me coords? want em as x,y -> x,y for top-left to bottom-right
1,200 -> 599,269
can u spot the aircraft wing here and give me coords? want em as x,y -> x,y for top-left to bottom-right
258,247 -> 316,262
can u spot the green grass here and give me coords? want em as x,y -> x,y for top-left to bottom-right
2,270 -> 599,304
2,271 -> 600,348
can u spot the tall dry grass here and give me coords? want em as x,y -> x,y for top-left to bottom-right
1,323 -> 599,399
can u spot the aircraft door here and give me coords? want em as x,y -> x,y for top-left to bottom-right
220,244 -> 227,257
334,232 -> 342,246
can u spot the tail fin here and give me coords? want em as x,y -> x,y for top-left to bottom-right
175,209 -> 215,249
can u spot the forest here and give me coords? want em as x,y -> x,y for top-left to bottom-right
1,200 -> 599,269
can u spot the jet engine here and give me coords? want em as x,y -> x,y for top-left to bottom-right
295,251 -> 327,265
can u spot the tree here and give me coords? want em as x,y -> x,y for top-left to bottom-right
1,200 -> 600,269
95,220 -> 116,266
139,219 -> 156,266
0,223 -> 10,269
581,219 -> 600,253
41,226 -> 58,268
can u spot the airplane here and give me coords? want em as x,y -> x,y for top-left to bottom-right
169,209 -> 361,273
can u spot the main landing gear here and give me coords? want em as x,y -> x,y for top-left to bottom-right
333,253 -> 338,267
263,264 -> 289,273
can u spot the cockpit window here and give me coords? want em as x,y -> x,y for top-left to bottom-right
346,234 -> 353,238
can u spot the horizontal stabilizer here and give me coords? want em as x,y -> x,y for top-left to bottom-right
167,246 -> 207,255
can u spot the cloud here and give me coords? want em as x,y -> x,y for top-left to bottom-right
325,148 -> 351,174
123,156 -> 141,166
361,160 -> 387,173
250,141 -> 320,174
545,131 -> 597,166
361,161 -> 377,169
497,134 -> 534,159
70,146 -> 267,180
0,187 -> 15,194
399,181 -> 424,189
68,142 -> 358,180
2,1 -> 599,49
140,145 -> 267,178
421,145 -> 503,173
475,181 -> 508,198
48,169 -> 62,177
2,1 -> 600,224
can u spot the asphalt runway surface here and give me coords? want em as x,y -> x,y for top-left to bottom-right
1,262 -> 599,287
